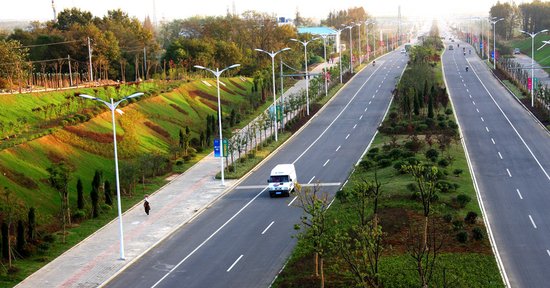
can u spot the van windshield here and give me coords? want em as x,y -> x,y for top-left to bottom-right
269,175 -> 289,183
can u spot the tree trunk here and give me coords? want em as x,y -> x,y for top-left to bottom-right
424,216 -> 428,251
320,257 -> 325,288
314,252 -> 319,277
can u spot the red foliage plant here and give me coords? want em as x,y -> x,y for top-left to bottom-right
144,121 -> 170,139
64,126 -> 120,143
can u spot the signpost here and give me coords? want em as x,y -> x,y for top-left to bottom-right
214,139 -> 228,158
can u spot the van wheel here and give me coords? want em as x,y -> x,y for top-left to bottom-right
269,193 -> 275,198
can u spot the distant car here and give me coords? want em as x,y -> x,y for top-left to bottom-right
400,48 -> 406,54
514,48 -> 521,54
449,45 -> 454,50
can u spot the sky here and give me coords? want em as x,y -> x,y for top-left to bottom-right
0,0 -> 520,23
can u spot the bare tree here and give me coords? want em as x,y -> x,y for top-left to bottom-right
407,217 -> 444,288
47,162 -> 72,243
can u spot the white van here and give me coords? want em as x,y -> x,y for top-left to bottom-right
267,164 -> 297,197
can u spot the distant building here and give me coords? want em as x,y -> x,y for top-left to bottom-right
297,27 -> 340,53
277,17 -> 294,26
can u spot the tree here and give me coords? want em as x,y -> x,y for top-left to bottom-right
77,178 -> 84,210
16,220 -> 25,255
0,39 -> 29,91
407,217 -> 444,288
403,164 -> 439,251
55,8 -> 93,31
427,91 -> 434,119
104,180 -> 113,206
1,222 -> 8,262
27,207 -> 36,243
90,169 -> 102,218
47,162 -> 72,243
294,183 -> 330,287
336,178 -> 384,288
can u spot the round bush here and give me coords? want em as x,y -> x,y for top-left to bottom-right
457,231 -> 468,243
388,148 -> 403,159
443,213 -> 453,223
464,211 -> 478,224
175,160 -> 184,166
452,220 -> 464,231
360,159 -> 375,170
393,161 -> 406,173
456,194 -> 471,208
436,181 -> 453,193
472,227 -> 484,241
453,168 -> 463,177
377,158 -> 392,168
72,209 -> 86,221
445,108 -> 453,115
438,158 -> 450,167
425,148 -> 439,162
406,157 -> 420,165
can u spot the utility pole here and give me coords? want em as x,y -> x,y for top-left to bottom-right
68,55 -> 73,87
87,37 -> 93,84
143,47 -> 147,80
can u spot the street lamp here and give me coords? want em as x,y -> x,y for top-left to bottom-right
194,64 -> 240,185
342,24 -> 354,72
319,34 -> 330,97
290,37 -> 320,116
538,40 -> 550,51
335,28 -> 345,83
356,22 -> 363,66
79,92 -> 144,260
255,47 -> 291,141
520,28 -> 548,107
490,17 -> 504,69
364,20 -> 375,62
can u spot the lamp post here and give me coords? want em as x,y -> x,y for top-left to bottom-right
520,29 -> 548,107
343,24 -> 354,72
356,22 -> 362,66
290,37 -> 320,116
319,34 -> 329,97
79,92 -> 144,260
194,64 -> 240,185
335,28 -> 345,83
490,17 -> 504,69
255,48 -> 290,141
364,20 -> 374,62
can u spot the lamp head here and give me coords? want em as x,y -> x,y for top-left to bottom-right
79,94 -> 98,100
126,92 -> 144,99
194,65 -> 206,70
228,64 -> 240,69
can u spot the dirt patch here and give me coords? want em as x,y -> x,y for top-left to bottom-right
64,126 -> 118,143
170,103 -> 189,115
228,79 -> 247,91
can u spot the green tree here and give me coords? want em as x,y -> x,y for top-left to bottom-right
403,164 -> 439,251
104,180 -> 113,206
16,220 -> 25,255
77,178 -> 84,210
0,39 -> 29,90
27,207 -> 36,243
294,183 -> 330,288
47,162 -> 72,243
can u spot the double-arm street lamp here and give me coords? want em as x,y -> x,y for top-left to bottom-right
290,37 -> 320,116
194,64 -> 241,185
255,48 -> 291,141
335,28 -> 345,83
342,24 -> 354,72
319,34 -> 330,97
489,17 -> 504,69
519,28 -> 548,107
79,92 -> 144,260
364,20 -> 375,62
356,22 -> 363,66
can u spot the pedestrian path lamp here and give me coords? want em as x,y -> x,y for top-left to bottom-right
194,64 -> 240,186
290,37 -> 320,116
335,28 -> 345,84
318,34 -> 330,97
364,20 -> 375,62
490,17 -> 504,70
255,48 -> 290,141
520,29 -> 548,107
343,24 -> 354,71
79,92 -> 144,260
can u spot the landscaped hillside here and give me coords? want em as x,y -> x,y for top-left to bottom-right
0,77 -> 253,224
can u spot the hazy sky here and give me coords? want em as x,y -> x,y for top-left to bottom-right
1,0 -> 514,22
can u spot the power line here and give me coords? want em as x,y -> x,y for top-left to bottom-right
18,39 -> 84,49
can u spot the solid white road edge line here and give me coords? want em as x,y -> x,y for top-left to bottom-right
516,189 -> 523,200
287,197 -> 297,207
308,176 -> 315,184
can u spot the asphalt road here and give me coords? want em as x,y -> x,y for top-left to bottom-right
443,40 -> 550,287
105,50 -> 408,288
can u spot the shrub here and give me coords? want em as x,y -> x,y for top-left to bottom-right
456,194 -> 471,208
445,108 -> 453,115
443,213 -> 453,223
457,231 -> 468,243
360,159 -> 375,170
377,158 -> 392,168
406,157 -> 420,165
43,234 -> 56,243
406,183 -> 418,192
436,180 -> 453,193
472,227 -> 484,240
452,220 -> 464,231
464,211 -> 478,224
448,120 -> 458,130
72,210 -> 86,222
404,136 -> 424,152
388,148 -> 403,159
176,160 -> 184,166
431,193 -> 439,202
336,189 -> 352,202
425,148 -> 439,162
453,169 -> 463,177
438,158 -> 450,167
393,161 -> 406,173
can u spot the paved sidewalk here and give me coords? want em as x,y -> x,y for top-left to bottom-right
16,61 -> 337,288
513,54 -> 550,87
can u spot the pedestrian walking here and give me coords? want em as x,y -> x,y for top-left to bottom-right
144,195 -> 150,215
